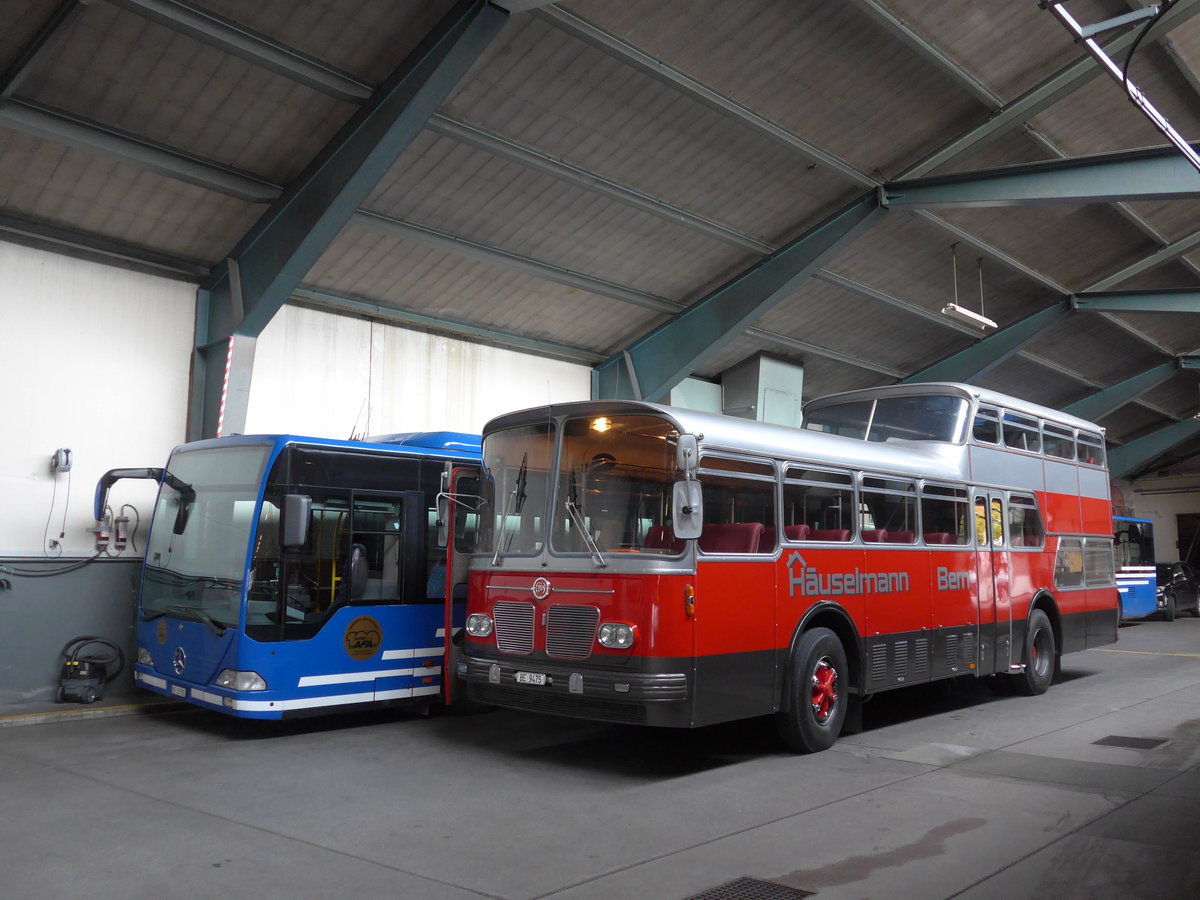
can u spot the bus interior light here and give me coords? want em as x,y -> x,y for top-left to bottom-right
466,613 -> 494,637
598,622 -> 635,649
215,669 -> 267,692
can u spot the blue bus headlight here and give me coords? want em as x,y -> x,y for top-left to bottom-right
466,614 -> 493,637
215,669 -> 267,692
137,646 -> 152,666
598,622 -> 635,649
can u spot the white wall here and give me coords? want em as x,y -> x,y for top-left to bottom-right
1127,481 -> 1200,562
0,242 -> 195,556
0,245 -> 592,556
245,304 -> 591,438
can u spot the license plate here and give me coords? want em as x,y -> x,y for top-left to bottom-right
515,671 -> 547,686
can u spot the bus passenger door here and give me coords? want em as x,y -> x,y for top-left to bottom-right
973,493 -> 1010,676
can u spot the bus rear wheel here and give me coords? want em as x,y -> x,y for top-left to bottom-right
777,627 -> 848,753
1013,609 -> 1055,696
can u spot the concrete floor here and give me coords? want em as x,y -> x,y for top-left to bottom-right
1,618 -> 1198,900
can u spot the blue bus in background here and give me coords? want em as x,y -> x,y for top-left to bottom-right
1113,516 -> 1157,621
100,432 -> 481,718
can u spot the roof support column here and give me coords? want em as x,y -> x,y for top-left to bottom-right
188,0 -> 508,439
593,191 -> 883,401
1064,359 -> 1196,422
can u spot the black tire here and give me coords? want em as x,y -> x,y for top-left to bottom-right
1163,591 -> 1177,622
55,685 -> 65,703
81,685 -> 97,704
776,627 -> 848,753
1013,609 -> 1055,696
1192,595 -> 1200,618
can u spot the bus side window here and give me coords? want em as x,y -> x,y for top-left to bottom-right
920,484 -> 969,545
698,456 -> 775,554
1008,494 -> 1044,548
783,467 -> 854,540
973,406 -> 1000,444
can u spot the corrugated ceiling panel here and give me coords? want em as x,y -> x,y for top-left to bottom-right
755,278 -> 965,376
822,211 -> 1060,328
17,1 -> 352,183
195,0 -> 458,85
882,0 -> 1080,100
0,1 -> 48,74
0,129 -> 257,262
1121,199 -> 1200,246
1023,311 -> 1168,385
1099,402 -> 1177,446
940,205 -> 1160,293
364,131 -> 753,301
561,0 -> 986,179
975,355 -> 1086,411
1033,61 -> 1200,159
306,224 -> 663,353
1100,310 -> 1200,355
443,14 -> 855,247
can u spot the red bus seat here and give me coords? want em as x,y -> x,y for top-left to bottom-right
923,532 -> 952,544
758,527 -> 776,552
783,524 -> 811,542
809,528 -> 851,542
889,530 -> 915,544
699,523 -> 764,554
644,526 -> 685,553
862,529 -> 887,542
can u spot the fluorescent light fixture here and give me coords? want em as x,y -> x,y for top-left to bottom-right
941,303 -> 997,331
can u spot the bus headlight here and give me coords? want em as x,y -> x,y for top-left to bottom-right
466,614 -> 494,637
137,646 -> 153,666
214,669 -> 267,692
598,622 -> 636,649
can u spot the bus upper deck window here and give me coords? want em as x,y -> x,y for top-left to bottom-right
1043,424 -> 1075,460
1077,432 -> 1105,466
973,406 -> 1000,444
1002,412 -> 1041,454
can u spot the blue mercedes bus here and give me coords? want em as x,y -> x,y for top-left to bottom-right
102,432 -> 481,718
1113,516 -> 1157,621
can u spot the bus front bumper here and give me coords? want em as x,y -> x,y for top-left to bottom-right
458,654 -> 690,726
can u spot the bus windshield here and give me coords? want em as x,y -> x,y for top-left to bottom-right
804,395 -> 969,443
141,445 -> 271,630
480,414 -> 683,561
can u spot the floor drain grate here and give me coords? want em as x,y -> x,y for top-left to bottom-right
685,876 -> 815,899
1093,735 -> 1168,750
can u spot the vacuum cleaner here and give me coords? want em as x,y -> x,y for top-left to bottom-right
56,636 -> 125,704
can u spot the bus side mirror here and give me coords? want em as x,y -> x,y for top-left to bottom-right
282,494 -> 311,548
436,493 -> 450,548
349,543 -> 367,600
672,480 -> 703,541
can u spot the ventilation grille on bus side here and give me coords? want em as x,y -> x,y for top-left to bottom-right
545,605 -> 599,660
493,601 -> 535,655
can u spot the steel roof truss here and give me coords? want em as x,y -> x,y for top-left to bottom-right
1108,416 -> 1200,478
593,192 -> 884,401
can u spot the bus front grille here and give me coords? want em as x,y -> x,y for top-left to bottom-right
493,601 -> 535,655
545,605 -> 599,660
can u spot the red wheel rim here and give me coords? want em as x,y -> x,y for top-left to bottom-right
810,657 -> 838,723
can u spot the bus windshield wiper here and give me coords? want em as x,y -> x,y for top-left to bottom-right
492,453 -> 528,565
565,469 -> 606,568
150,604 -> 230,636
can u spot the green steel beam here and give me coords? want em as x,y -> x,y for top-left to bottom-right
1072,289 -> 1200,313
593,191 -> 884,401
189,0 -> 507,440
901,302 -> 1071,384
1063,361 -> 1180,422
1108,417 -> 1200,479
885,144 -> 1200,209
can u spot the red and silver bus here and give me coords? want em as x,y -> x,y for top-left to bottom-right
457,382 -> 1118,752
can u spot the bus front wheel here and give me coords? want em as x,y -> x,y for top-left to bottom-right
777,627 -> 848,753
1014,609 -> 1055,696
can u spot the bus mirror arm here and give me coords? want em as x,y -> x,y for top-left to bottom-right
436,493 -> 450,548
282,494 -> 312,548
93,467 -> 165,521
676,433 -> 699,479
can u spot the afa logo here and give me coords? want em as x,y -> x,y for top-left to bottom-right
344,616 -> 383,661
